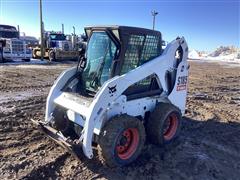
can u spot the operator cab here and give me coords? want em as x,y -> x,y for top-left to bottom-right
49,33 -> 66,41
0,25 -> 19,39
46,32 -> 67,48
82,26 -> 162,91
72,26 -> 163,97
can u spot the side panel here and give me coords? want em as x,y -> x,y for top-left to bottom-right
55,49 -> 79,60
45,67 -> 77,121
168,60 -> 189,114
106,96 -> 158,120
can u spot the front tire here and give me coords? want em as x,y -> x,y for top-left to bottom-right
49,50 -> 56,61
98,115 -> 146,167
146,102 -> 182,145
32,49 -> 40,59
51,107 -> 77,139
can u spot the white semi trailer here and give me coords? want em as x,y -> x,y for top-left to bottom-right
0,24 -> 32,62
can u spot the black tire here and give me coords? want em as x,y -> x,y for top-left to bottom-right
0,48 -> 3,63
32,49 -> 40,59
49,50 -> 56,61
51,107 -> 77,139
22,58 -> 30,62
98,115 -> 146,167
146,102 -> 182,145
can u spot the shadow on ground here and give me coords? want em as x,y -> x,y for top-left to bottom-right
23,117 -> 240,180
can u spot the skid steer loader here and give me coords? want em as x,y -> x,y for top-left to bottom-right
32,26 -> 189,167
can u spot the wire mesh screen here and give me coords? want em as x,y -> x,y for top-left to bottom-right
121,34 -> 160,75
140,35 -> 160,64
121,35 -> 144,74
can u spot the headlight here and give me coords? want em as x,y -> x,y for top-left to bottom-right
3,47 -> 11,52
5,41 -> 11,48
26,48 -> 32,54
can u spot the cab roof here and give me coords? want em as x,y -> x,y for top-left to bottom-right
0,24 -> 17,31
84,25 -> 161,38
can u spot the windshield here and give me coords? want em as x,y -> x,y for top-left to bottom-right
0,31 -> 19,38
49,34 -> 66,41
82,31 -> 117,92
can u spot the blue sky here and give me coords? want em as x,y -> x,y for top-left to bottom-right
0,0 -> 239,51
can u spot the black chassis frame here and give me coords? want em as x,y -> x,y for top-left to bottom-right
84,26 -> 162,79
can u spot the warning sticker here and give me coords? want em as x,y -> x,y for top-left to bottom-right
177,76 -> 188,91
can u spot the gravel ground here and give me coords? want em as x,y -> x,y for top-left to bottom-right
0,60 -> 239,180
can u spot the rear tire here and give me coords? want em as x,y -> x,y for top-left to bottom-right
98,115 -> 145,167
32,49 -> 40,59
146,102 -> 182,145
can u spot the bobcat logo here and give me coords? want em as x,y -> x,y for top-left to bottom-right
108,85 -> 117,97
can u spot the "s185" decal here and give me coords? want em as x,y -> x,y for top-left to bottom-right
177,76 -> 188,91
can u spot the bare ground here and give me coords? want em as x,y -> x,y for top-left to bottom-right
0,61 -> 239,180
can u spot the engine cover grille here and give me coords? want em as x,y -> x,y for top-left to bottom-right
12,40 -> 24,53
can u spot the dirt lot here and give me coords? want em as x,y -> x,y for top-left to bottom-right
0,61 -> 240,180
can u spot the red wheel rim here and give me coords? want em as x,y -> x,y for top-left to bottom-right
116,128 -> 139,160
163,113 -> 178,140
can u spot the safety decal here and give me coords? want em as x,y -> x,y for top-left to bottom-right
176,76 -> 187,91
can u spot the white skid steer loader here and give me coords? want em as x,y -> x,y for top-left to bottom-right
32,26 -> 189,167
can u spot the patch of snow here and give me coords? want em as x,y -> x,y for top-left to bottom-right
204,54 -> 240,64
0,58 -> 76,69
0,91 -> 43,104
189,46 -> 240,64
205,46 -> 240,64
188,49 -> 200,59
0,90 -> 44,113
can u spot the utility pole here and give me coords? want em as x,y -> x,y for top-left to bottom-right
151,10 -> 158,30
40,0 -> 44,61
17,25 -> 20,38
62,24 -> 64,34
73,26 -> 75,35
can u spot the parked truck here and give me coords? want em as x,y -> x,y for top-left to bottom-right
32,31 -> 79,61
0,24 -> 32,62
20,36 -> 39,49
